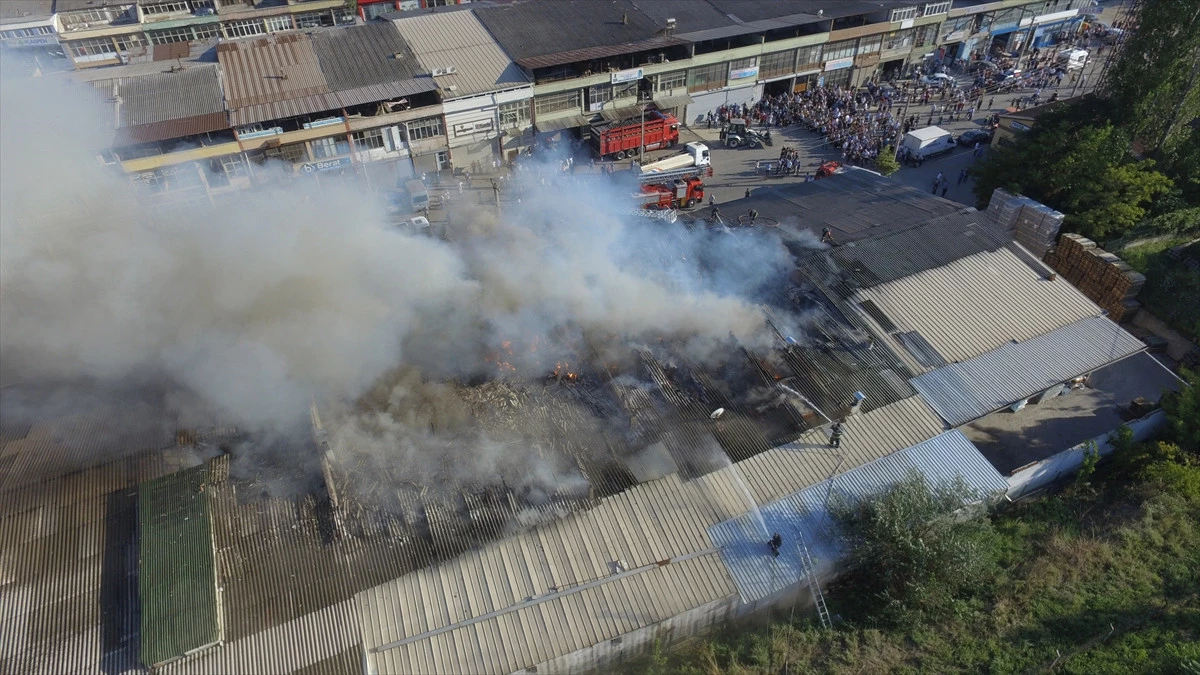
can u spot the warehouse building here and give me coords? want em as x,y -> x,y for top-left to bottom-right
0,170 -> 1160,674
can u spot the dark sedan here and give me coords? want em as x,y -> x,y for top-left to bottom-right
957,129 -> 993,147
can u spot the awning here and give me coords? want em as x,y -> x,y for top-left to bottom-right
534,115 -> 592,133
652,94 -> 694,109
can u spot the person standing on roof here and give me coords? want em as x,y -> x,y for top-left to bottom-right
709,194 -> 716,207
769,532 -> 783,557
828,421 -> 844,448
821,227 -> 836,245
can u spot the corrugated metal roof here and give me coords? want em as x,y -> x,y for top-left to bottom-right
310,22 -> 433,95
515,35 -> 690,70
911,316 -> 1147,427
473,0 -> 677,63
734,395 -> 946,506
392,11 -> 529,100
87,64 -> 228,145
534,114 -> 593,132
358,468 -> 758,674
138,465 -> 221,667
852,246 -> 1105,371
708,430 -> 1008,604
217,34 -> 341,127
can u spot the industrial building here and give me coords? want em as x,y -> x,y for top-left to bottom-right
1,169 -> 1169,674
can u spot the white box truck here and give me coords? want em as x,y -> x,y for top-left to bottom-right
1056,48 -> 1089,70
901,126 -> 956,161
637,142 -> 711,175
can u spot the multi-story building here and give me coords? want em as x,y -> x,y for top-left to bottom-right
56,0 -> 357,70
0,0 -> 59,50
356,0 -> 466,22
62,0 -> 1090,200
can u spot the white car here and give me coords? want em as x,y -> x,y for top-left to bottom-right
919,73 -> 957,85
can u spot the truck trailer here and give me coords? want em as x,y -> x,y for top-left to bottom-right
587,111 -> 680,160
901,126 -> 956,161
637,142 -> 711,176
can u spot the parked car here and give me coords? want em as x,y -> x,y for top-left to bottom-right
957,129 -> 993,147
919,73 -> 957,86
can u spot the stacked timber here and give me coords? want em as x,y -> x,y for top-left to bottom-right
1043,233 -> 1145,322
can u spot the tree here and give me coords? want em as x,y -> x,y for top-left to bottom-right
1104,0 -> 1200,157
972,103 -> 1173,240
876,147 -> 900,176
830,472 -> 997,626
1161,368 -> 1200,454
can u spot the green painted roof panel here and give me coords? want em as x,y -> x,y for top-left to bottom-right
138,465 -> 221,667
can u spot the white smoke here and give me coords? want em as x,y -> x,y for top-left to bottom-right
0,72 -> 794,498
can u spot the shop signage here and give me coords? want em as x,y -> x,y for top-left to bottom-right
302,116 -> 345,130
901,19 -> 914,29
611,67 -> 644,84
300,157 -> 352,174
1009,120 -> 1031,132
238,126 -> 283,140
729,65 -> 759,80
824,57 -> 854,71
8,35 -> 57,47
1034,9 -> 1078,24
453,119 -> 495,136
943,29 -> 968,42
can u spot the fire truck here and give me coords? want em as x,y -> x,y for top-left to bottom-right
587,111 -> 680,160
635,176 -> 706,210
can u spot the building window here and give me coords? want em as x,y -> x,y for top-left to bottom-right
352,128 -> 386,150
797,44 -> 824,69
857,35 -> 882,54
823,40 -> 856,61
914,24 -> 938,48
61,7 -> 124,27
612,81 -> 638,101
534,89 -> 581,116
149,27 -> 192,44
295,11 -> 332,28
759,50 -> 796,79
223,19 -> 264,38
362,3 -> 395,20
193,23 -> 219,39
220,154 -> 248,177
407,116 -> 444,140
142,1 -> 190,15
922,1 -> 951,16
587,85 -> 612,109
498,99 -> 531,128
687,62 -> 726,93
2,25 -> 56,38
890,6 -> 918,22
882,29 -> 915,51
67,37 -> 117,57
277,143 -> 307,163
311,135 -> 350,159
655,70 -> 686,92
435,150 -> 450,169
113,33 -> 143,50
263,15 -> 293,33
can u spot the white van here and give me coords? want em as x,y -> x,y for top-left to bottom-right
902,126 -> 956,160
1057,48 -> 1089,70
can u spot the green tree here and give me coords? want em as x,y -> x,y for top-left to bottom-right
972,105 -> 1172,240
1104,0 -> 1200,156
830,472 -> 997,627
1161,367 -> 1200,454
876,147 -> 900,176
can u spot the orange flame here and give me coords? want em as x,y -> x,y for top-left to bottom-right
553,362 -> 579,382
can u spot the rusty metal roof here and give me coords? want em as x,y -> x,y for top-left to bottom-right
87,64 -> 229,145
218,33 -> 341,127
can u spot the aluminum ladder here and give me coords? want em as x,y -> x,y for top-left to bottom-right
796,532 -> 832,629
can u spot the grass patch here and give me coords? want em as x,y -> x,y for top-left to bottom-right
637,469 -> 1200,675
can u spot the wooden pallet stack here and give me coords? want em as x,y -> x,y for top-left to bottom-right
1044,234 -> 1146,322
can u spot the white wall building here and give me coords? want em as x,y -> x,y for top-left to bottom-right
393,10 -> 533,171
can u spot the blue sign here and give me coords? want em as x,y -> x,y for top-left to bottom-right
300,157 -> 353,174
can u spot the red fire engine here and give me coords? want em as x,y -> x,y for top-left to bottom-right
637,176 -> 705,210
587,111 -> 681,160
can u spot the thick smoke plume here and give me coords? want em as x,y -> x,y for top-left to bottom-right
0,73 -> 793,499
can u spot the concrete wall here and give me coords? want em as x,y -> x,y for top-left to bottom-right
1005,410 -> 1167,500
